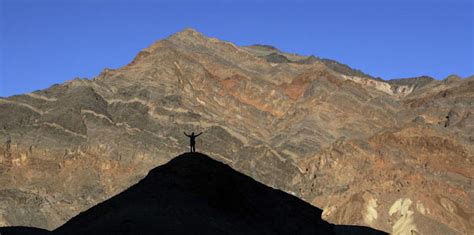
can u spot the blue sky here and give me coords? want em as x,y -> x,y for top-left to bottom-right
1,0 -> 473,97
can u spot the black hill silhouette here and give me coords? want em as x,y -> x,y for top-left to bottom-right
184,131 -> 203,152
0,226 -> 50,235
1,153 -> 387,234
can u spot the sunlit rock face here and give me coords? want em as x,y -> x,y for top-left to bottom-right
1,28 -> 473,234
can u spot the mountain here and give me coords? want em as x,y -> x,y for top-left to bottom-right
39,153 -> 384,234
0,153 -> 385,234
0,28 -> 473,234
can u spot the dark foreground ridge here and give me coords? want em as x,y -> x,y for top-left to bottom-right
1,153 -> 387,234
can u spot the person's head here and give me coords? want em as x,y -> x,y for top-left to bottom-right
192,132 -> 195,135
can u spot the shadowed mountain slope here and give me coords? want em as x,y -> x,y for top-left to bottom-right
51,153 -> 385,234
0,227 -> 50,235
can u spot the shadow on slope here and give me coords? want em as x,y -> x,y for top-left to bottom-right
0,227 -> 50,235
1,153 -> 387,234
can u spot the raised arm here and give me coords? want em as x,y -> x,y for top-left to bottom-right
196,132 -> 203,137
184,132 -> 190,137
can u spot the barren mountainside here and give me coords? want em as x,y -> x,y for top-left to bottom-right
0,28 -> 473,234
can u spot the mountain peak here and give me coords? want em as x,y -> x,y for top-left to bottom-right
444,74 -> 462,83
168,27 -> 208,42
176,27 -> 203,36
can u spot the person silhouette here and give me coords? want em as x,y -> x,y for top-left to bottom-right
184,131 -> 203,153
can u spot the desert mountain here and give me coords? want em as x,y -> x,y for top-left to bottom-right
0,28 -> 473,234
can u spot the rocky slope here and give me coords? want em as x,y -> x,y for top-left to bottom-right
0,28 -> 472,234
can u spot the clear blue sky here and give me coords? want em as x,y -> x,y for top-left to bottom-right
1,0 -> 473,97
